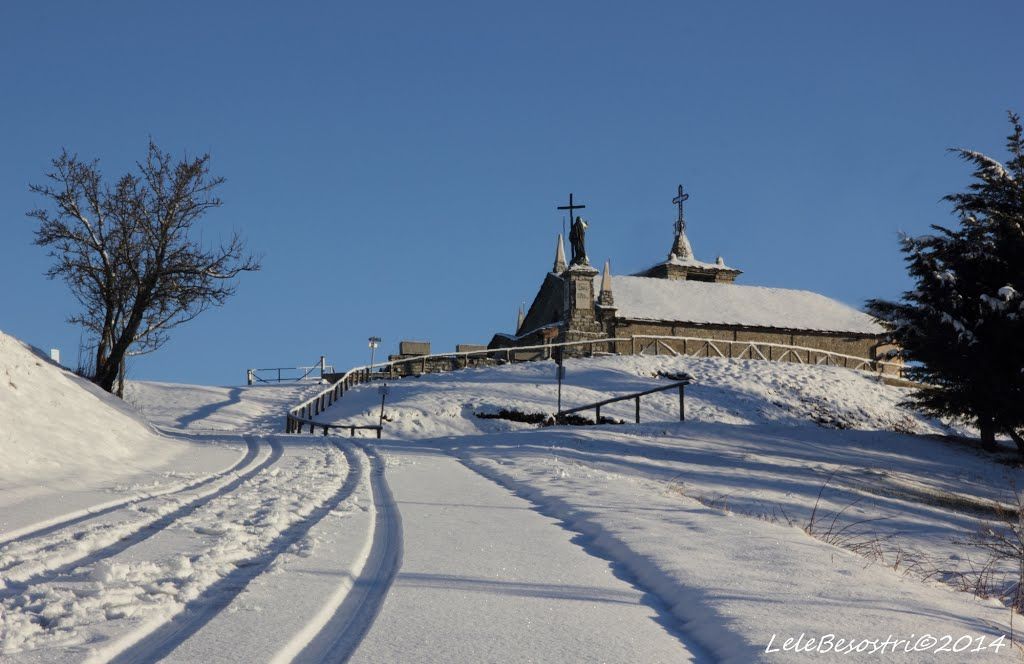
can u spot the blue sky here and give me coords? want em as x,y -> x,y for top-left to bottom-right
2,1 -> 1022,385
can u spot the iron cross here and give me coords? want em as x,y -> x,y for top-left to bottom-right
672,184 -> 689,231
558,193 -> 586,223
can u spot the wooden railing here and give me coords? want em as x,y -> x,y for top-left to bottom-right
557,376 -> 694,424
285,338 -> 624,433
629,335 -> 902,373
284,335 -> 902,433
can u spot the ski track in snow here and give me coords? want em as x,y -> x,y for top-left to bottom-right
106,440 -> 375,664
289,442 -> 403,664
454,453 -> 713,657
0,437 -> 353,661
0,438 -> 275,594
0,437 -> 259,549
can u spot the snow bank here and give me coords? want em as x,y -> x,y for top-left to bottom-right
0,331 -> 178,489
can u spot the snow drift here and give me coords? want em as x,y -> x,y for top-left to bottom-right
0,331 -> 178,489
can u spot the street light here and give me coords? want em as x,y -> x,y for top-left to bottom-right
368,336 -> 381,372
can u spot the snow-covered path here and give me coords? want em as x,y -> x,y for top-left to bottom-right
4,348 -> 1022,662
351,445 -> 702,663
0,436 -> 355,662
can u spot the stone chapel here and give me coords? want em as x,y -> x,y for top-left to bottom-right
488,187 -> 889,364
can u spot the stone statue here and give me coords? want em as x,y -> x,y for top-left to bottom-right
569,216 -> 589,266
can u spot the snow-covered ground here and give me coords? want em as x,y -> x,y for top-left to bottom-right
319,356 -> 1021,661
2,332 -> 1021,662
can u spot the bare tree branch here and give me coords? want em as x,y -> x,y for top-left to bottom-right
28,140 -> 262,394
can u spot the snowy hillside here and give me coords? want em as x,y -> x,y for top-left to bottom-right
320,354 -> 956,437
2,346 -> 1020,662
0,331 -> 178,489
317,356 -> 1019,661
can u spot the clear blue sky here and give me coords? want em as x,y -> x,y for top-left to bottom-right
2,1 -> 1022,385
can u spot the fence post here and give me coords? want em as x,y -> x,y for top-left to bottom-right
679,384 -> 685,422
635,396 -> 640,424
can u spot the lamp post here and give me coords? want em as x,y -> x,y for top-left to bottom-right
368,336 -> 381,372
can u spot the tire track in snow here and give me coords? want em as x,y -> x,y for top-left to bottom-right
0,437 -> 280,596
106,440 -> 368,664
0,436 -> 260,548
289,442 -> 404,664
456,453 -> 714,661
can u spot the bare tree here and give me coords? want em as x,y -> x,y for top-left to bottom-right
28,140 -> 261,394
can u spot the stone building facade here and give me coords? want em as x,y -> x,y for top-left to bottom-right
490,189 -> 889,366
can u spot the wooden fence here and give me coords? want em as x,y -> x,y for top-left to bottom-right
285,335 -> 902,433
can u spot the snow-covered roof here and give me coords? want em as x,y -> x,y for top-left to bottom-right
662,253 -> 738,271
602,275 -> 884,335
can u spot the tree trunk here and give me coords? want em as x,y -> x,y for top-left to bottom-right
94,358 -> 119,393
95,292 -> 152,392
979,415 -> 998,452
1008,429 -> 1024,457
116,356 -> 125,398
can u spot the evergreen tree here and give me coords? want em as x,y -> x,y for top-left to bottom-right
867,113 -> 1024,453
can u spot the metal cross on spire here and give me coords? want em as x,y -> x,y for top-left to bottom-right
672,184 -> 690,234
557,193 -> 586,224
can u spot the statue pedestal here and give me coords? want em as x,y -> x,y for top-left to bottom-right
560,264 -> 606,354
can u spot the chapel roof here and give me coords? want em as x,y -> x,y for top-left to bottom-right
598,274 -> 884,335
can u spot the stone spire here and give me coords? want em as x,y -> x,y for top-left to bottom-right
598,259 -> 614,307
553,233 -> 567,273
670,184 -> 694,260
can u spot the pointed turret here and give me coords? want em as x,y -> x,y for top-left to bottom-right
553,233 -> 567,273
669,184 -> 693,260
670,223 -> 695,261
635,185 -> 741,283
598,259 -> 614,307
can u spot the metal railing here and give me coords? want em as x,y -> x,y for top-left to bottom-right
557,376 -> 694,424
247,356 -> 334,385
288,411 -> 382,438
284,335 -> 902,433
